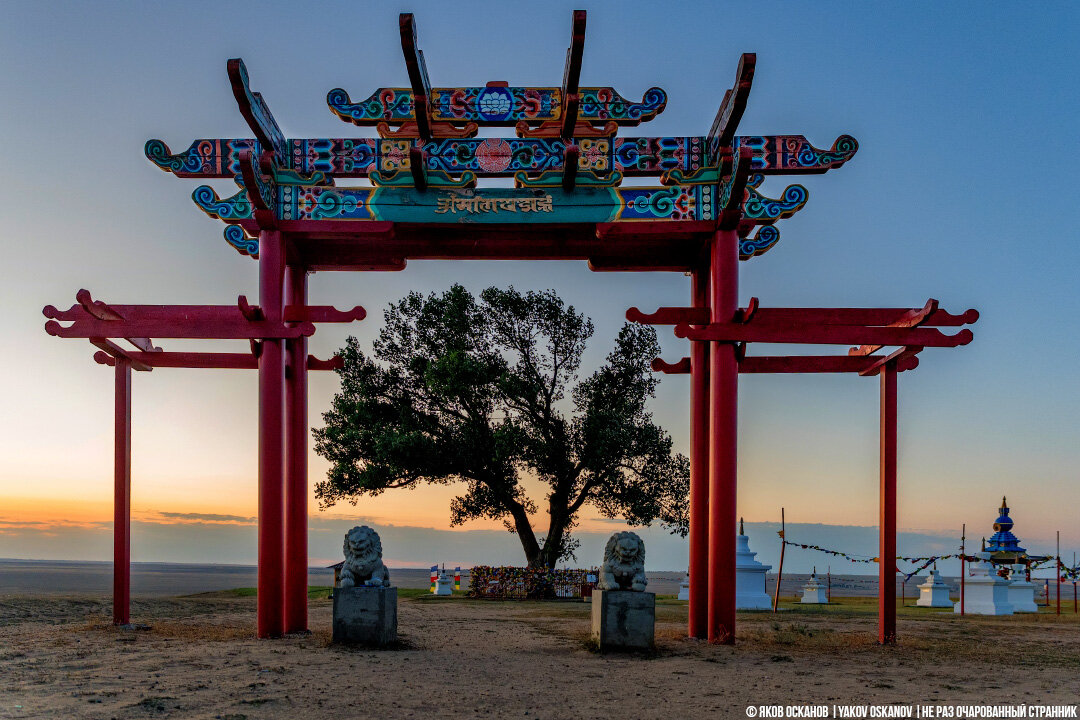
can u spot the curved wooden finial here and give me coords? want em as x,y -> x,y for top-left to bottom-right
650,357 -> 691,374
237,295 -> 264,321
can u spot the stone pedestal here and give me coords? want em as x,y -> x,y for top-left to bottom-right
677,572 -> 690,601
736,532 -> 773,610
433,573 -> 453,596
916,568 -> 953,608
332,586 -> 398,645
954,553 -> 1013,615
1008,564 -> 1038,613
591,589 -> 655,652
800,575 -> 828,604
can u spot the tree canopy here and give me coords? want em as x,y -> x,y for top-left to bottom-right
314,285 -> 688,568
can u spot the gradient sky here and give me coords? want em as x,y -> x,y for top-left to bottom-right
1,1 -> 1077,572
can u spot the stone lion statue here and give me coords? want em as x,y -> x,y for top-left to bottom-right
598,531 -> 647,592
338,525 -> 391,588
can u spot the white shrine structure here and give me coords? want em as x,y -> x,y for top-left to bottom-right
433,566 -> 454,596
954,551 -> 1013,615
800,567 -> 829,604
735,519 -> 773,610
955,498 -> 1045,616
1007,563 -> 1038,613
677,571 -> 690,601
916,566 -> 952,607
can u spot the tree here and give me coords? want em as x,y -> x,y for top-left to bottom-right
313,284 -> 689,569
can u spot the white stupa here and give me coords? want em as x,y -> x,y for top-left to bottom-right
953,551 -> 1013,615
735,518 -> 773,609
800,567 -> 828,604
1008,563 -> 1038,613
433,567 -> 454,596
677,570 -> 690,601
916,566 -> 952,607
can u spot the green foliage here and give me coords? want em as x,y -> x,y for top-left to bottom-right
314,285 -> 689,568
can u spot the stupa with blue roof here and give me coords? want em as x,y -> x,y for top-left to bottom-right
985,496 -> 1027,563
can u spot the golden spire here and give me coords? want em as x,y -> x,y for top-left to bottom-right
739,517 -> 745,535
1001,495 -> 1007,510
982,537 -> 986,551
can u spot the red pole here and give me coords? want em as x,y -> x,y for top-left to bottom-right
878,359 -> 898,644
113,358 -> 132,626
284,265 -> 309,634
772,508 -> 785,612
258,229 -> 286,638
708,227 -> 739,645
688,264 -> 710,639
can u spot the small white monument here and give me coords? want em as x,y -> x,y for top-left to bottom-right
916,566 -> 952,608
1007,563 -> 1038,613
433,566 -> 454,596
800,567 -> 828,604
953,552 -> 1013,615
736,519 -> 773,610
677,570 -> 690,601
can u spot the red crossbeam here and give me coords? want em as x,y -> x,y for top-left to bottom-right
93,351 -> 343,371
91,339 -> 154,372
628,307 -> 710,325
46,317 -> 314,340
849,299 -> 938,356
651,354 -> 921,375
675,321 -> 972,348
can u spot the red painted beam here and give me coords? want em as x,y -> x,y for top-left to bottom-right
688,265 -> 710,640
90,338 -> 153,372
749,305 -> 977,327
46,317 -> 315,340
627,306 -> 710,326
651,357 -> 691,374
113,358 -> 132,626
676,322 -> 973,348
708,227 -> 739,645
879,359 -> 898,644
257,229 -> 286,639
857,346 -> 922,377
92,351 -> 342,371
708,53 -> 756,151
850,299 -> 939,357
284,266 -> 309,634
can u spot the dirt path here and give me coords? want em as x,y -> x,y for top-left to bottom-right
0,594 -> 1077,719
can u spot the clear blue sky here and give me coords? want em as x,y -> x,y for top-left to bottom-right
0,1 -> 1077,572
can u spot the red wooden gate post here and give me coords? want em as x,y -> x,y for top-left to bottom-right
878,359 -> 898,644
284,266 -> 309,633
688,264 -> 710,639
113,357 -> 132,625
257,229 -> 286,638
708,227 -> 739,644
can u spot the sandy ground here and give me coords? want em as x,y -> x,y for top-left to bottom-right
0,592 -> 1077,719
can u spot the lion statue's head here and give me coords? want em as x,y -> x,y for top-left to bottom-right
343,525 -> 383,573
599,531 -> 647,591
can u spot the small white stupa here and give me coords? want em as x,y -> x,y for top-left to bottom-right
1007,563 -> 1038,613
800,567 -> 828,604
735,518 -> 773,610
953,549 -> 1013,615
433,566 -> 454,596
916,565 -> 952,608
677,570 -> 690,601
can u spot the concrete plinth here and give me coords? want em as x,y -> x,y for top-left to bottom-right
591,589 -> 655,652
332,586 -> 398,646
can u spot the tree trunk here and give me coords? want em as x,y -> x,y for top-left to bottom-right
508,503 -> 543,567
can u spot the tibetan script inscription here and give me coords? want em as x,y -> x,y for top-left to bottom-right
435,195 -> 554,215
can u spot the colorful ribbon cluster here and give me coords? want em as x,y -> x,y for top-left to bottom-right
467,566 -> 587,600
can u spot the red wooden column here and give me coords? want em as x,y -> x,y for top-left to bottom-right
878,359 -> 898,644
708,227 -> 739,644
284,266 -> 309,634
257,229 -> 286,638
688,265 -> 710,639
113,357 -> 132,625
